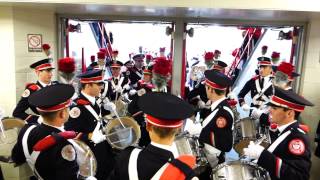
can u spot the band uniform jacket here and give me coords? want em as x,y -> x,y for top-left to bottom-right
108,144 -> 175,180
257,121 -> 311,180
127,80 -> 154,147
238,75 -> 273,109
199,98 -> 234,153
64,93 -> 115,180
103,75 -> 130,101
12,81 -> 58,124
126,67 -> 143,86
11,123 -> 79,180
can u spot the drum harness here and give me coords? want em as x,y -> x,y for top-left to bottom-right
128,148 -> 197,180
252,78 -> 272,107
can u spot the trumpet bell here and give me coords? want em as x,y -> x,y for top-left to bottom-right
104,116 -> 141,150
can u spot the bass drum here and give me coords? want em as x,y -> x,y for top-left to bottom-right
103,116 -> 141,150
211,160 -> 270,180
72,139 -> 97,178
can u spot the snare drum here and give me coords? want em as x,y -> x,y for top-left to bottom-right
174,133 -> 208,174
211,161 -> 270,180
233,117 -> 257,155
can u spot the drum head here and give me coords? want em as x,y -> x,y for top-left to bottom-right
104,116 -> 141,150
0,118 -> 25,145
234,139 -> 251,155
72,139 -> 97,177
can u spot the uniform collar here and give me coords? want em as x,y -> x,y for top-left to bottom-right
211,97 -> 226,111
151,141 -> 179,158
38,80 -> 51,87
41,122 -> 65,132
81,91 -> 96,105
278,120 -> 297,133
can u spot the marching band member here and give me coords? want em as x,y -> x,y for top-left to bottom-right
65,70 -> 115,180
13,58 -> 58,124
238,57 -> 273,114
199,70 -> 234,165
128,65 -> 154,147
127,53 -> 145,87
244,86 -> 313,180
11,84 -> 95,180
108,92 -> 197,180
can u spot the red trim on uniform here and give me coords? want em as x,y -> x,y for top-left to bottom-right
205,79 -> 227,90
25,115 -> 33,121
210,132 -> 215,146
76,99 -> 90,105
80,76 -> 103,83
146,114 -> 183,128
110,63 -> 121,68
33,131 -> 77,151
35,63 -> 54,71
37,99 -> 71,112
275,157 -> 282,178
271,95 -> 305,112
143,69 -> 152,74
258,61 -> 272,66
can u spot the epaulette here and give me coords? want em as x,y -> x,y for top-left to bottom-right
76,99 -> 90,105
138,80 -> 144,84
26,83 -> 39,91
252,75 -> 260,80
146,83 -> 154,89
33,131 -> 77,151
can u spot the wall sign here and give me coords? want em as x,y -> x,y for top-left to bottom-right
27,34 -> 42,52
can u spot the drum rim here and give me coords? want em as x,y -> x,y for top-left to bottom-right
211,160 -> 268,173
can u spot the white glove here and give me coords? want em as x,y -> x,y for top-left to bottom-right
243,141 -> 264,160
91,122 -> 106,144
123,84 -> 131,90
227,92 -> 236,99
104,102 -> 116,111
197,100 -> 206,109
251,108 -> 263,120
85,176 -> 97,180
241,103 -> 250,112
129,89 -> 137,96
137,88 -> 146,96
115,86 -> 122,93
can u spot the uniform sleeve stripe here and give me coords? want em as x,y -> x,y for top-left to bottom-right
210,132 -> 215,147
276,157 -> 282,179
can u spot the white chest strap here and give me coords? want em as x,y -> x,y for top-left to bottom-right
111,77 -> 125,90
101,82 -> 109,98
135,70 -> 142,78
267,130 -> 292,153
253,78 -> 272,104
128,148 -> 142,180
84,105 -> 101,122
22,125 -> 43,179
202,109 -> 219,128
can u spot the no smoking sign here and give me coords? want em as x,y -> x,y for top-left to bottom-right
27,34 -> 42,52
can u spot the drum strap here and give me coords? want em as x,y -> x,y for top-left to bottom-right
267,130 -> 292,153
252,78 -> 272,106
111,76 -> 125,90
84,105 -> 102,122
202,109 -> 219,128
134,70 -> 143,78
101,81 -> 109,99
22,125 -> 43,180
128,148 -> 142,180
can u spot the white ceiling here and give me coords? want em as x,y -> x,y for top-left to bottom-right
2,2 -> 320,23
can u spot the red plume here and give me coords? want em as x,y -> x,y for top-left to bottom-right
277,62 -> 294,76
204,52 -> 214,61
153,57 -> 171,76
146,54 -> 153,60
97,51 -> 106,59
271,51 -> 280,59
58,57 -> 75,73
214,49 -> 221,54
42,43 -> 50,50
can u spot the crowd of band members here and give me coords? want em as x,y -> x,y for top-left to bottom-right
8,46 -> 317,180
